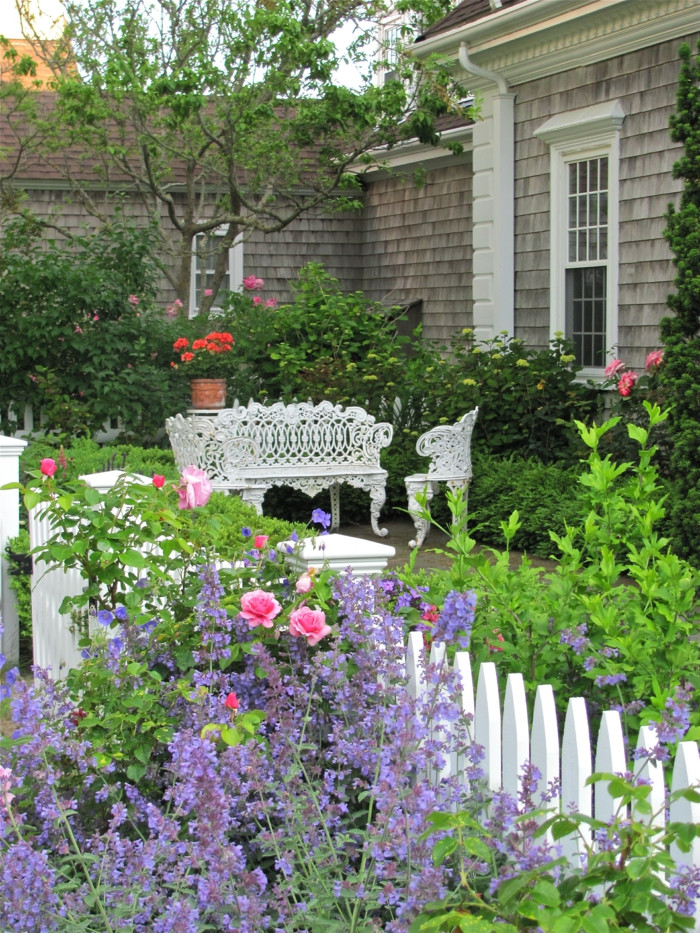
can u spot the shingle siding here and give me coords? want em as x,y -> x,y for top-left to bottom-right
513,32 -> 695,367
360,159 -> 473,345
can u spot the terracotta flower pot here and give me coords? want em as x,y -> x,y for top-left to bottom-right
190,378 -> 227,410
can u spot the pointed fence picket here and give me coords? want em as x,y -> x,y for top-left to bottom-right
406,630 -> 700,924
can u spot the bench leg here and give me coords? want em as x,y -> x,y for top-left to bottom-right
369,482 -> 389,538
406,478 -> 437,549
329,483 -> 340,531
240,486 -> 267,515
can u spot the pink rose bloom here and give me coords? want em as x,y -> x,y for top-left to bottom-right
604,358 -> 625,378
289,606 -> 331,646
224,692 -> 239,710
243,275 -> 264,291
252,296 -> 262,306
152,474 -> 165,488
645,349 -> 664,370
128,295 -> 139,306
240,589 -> 282,628
176,465 -> 212,509
264,298 -> 278,309
295,572 -> 314,594
253,535 -> 269,549
204,289 -> 213,297
617,371 -> 639,397
74,325 -> 83,334
40,458 -> 57,477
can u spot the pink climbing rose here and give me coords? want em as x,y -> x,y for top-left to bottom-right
289,606 -> 331,646
243,275 -> 264,291
617,370 -> 639,397
253,535 -> 269,550
604,358 -> 625,378
176,466 -> 212,510
40,458 -> 57,477
240,589 -> 282,628
645,349 -> 664,370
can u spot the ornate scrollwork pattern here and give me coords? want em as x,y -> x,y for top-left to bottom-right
405,408 -> 478,548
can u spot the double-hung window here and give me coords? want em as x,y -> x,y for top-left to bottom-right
190,227 -> 243,317
535,101 -> 625,376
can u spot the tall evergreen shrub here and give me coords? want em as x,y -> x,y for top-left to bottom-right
660,38 -> 700,559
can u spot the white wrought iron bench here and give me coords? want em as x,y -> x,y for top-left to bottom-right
165,400 -> 394,537
405,408 -> 478,548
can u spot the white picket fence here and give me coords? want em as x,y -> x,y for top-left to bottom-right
407,631 -> 700,922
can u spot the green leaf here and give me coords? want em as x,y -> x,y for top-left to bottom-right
126,762 -> 146,782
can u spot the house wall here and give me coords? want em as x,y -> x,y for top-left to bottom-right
245,208 -> 364,304
359,158 -> 473,345
513,33 -> 695,368
6,186 -> 365,307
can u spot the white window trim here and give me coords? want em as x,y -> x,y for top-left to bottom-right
535,101 -> 625,379
190,227 -> 244,318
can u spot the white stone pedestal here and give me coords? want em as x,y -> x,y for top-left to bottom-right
282,533 -> 395,577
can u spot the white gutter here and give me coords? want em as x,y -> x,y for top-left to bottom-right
458,42 -> 508,94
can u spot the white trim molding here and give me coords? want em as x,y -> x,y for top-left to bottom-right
413,0 -> 699,88
535,101 -> 625,377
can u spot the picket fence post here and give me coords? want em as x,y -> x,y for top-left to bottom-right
407,631 -> 700,922
0,434 -> 27,668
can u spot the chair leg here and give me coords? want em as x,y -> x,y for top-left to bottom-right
240,485 -> 267,515
329,483 -> 340,531
406,478 -> 436,548
368,482 -> 389,537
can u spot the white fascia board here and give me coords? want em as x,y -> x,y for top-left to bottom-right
355,124 -> 473,176
412,0 -> 700,86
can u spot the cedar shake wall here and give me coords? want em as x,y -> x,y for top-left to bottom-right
7,187 -> 364,308
359,159 -> 473,345
513,33 -> 695,368
245,208 -> 364,303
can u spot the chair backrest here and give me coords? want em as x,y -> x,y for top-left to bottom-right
415,408 -> 478,480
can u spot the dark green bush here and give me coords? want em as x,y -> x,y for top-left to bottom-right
466,452 -> 582,556
0,213 -> 189,443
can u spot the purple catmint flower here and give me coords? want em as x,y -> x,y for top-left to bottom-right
434,589 -> 477,649
594,672 -> 627,686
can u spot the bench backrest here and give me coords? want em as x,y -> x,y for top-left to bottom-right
415,407 -> 478,480
167,401 -> 393,477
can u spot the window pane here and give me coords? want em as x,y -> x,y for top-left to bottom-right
566,266 -> 607,367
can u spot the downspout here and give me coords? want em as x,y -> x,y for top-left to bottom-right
458,42 -> 509,95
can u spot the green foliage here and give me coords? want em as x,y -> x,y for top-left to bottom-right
412,774 -> 700,932
467,453 -> 581,556
4,530 -> 31,644
19,437 -> 178,485
660,38 -> 700,560
401,404 -> 700,736
415,331 -> 600,463
215,262 -> 429,410
0,215 -> 189,442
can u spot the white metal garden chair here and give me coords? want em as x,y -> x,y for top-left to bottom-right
404,408 -> 478,548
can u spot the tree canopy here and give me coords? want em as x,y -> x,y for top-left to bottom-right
3,0 -> 465,314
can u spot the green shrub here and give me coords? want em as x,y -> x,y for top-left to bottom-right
467,453 -> 581,556
413,331 -> 601,463
0,213 -> 189,443
655,39 -> 700,562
